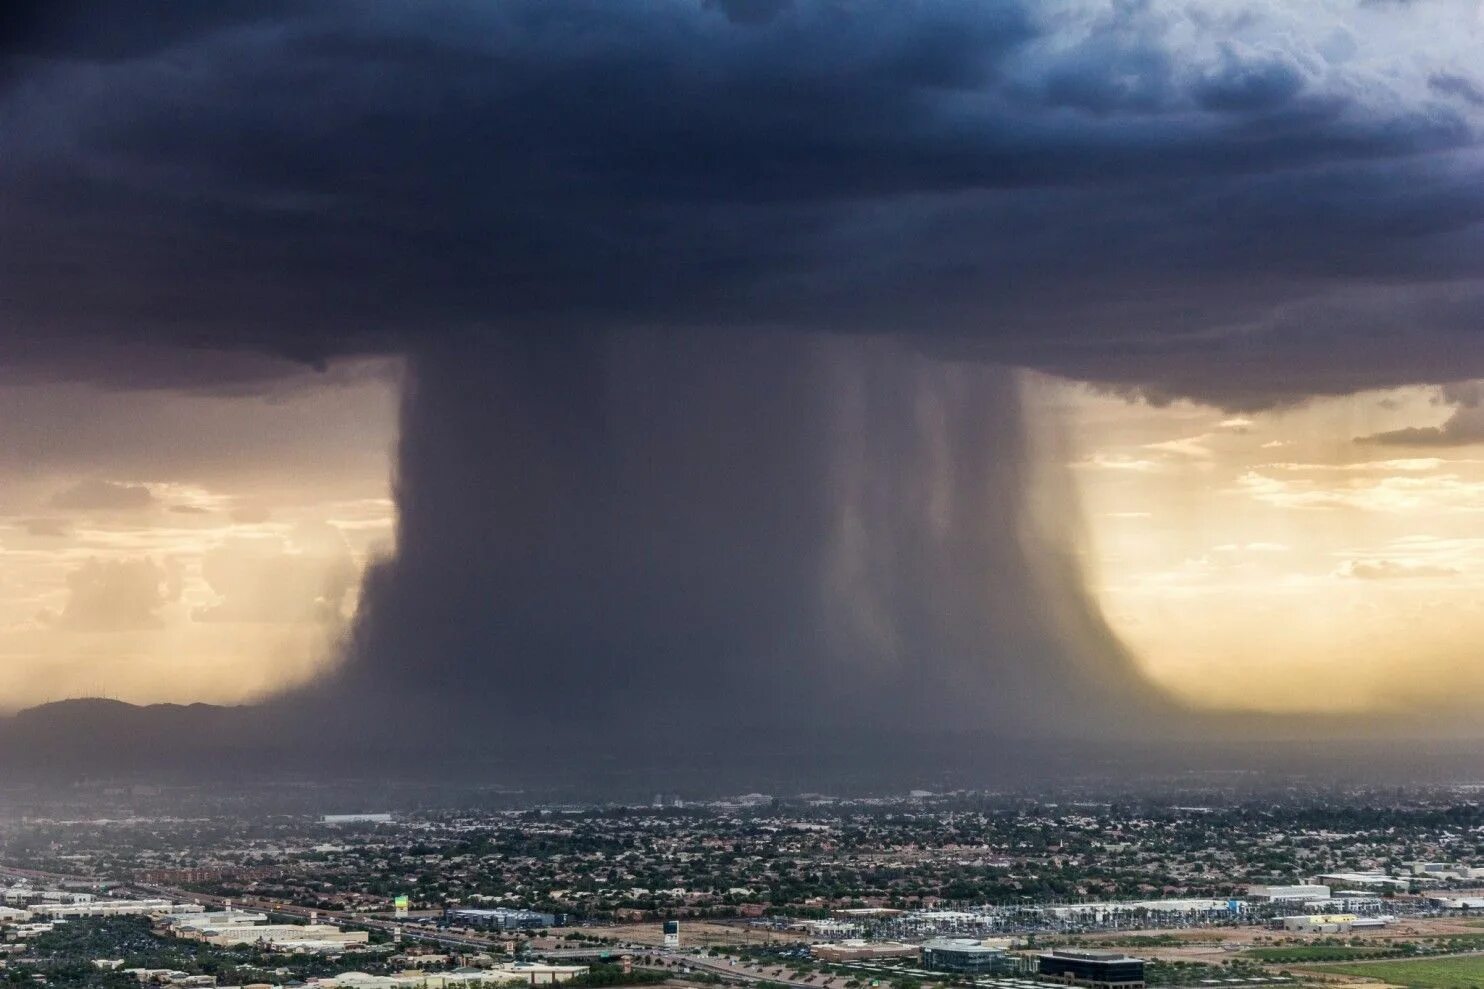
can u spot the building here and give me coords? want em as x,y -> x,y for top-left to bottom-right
1039,950 -> 1146,989
1409,863 -> 1484,880
811,941 -> 919,963
312,965 -> 589,989
31,900 -> 202,919
1278,914 -> 1356,934
1349,917 -> 1394,930
197,924 -> 369,951
662,920 -> 679,947
165,912 -> 270,931
491,963 -> 589,985
324,814 -> 394,825
1426,896 -> 1484,911
444,908 -> 557,931
1313,873 -> 1411,891
921,939 -> 1011,975
1247,885 -> 1331,903
169,912 -> 368,953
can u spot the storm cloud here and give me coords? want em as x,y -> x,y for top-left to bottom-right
5,0 -> 1484,776
5,1 -> 1484,401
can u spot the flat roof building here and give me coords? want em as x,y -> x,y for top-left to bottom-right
1313,873 -> 1410,890
1279,914 -> 1356,934
922,939 -> 1011,975
1039,950 -> 1146,989
1248,885 -> 1331,903
31,900 -> 202,919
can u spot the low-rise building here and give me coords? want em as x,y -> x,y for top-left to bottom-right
1313,873 -> 1411,891
1278,914 -> 1356,934
1247,885 -> 1331,903
199,924 -> 369,951
32,900 -> 202,919
922,939 -> 1010,975
1039,950 -> 1146,989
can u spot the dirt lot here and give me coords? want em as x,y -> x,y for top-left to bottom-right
592,920 -> 805,948
1064,916 -> 1484,964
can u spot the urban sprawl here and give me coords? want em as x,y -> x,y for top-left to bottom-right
6,789 -> 1484,989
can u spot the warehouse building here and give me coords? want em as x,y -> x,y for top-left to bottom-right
31,900 -> 203,919
1039,950 -> 1146,989
1247,885 -> 1331,903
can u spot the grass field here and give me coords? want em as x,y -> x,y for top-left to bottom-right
1306,955 -> 1484,987
1245,947 -> 1397,962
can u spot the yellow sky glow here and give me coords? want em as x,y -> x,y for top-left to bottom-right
1033,374 -> 1484,715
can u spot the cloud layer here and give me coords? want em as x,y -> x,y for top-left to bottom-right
4,1 -> 1484,404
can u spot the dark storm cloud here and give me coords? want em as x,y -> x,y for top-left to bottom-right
3,0 -> 1483,403
1356,405 -> 1484,446
1356,381 -> 1484,445
1430,71 -> 1484,108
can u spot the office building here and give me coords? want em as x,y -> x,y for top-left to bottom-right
922,939 -> 1011,975
1039,950 -> 1146,989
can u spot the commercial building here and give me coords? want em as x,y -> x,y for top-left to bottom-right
1409,863 -> 1484,880
1038,950 -> 1146,989
492,963 -> 589,985
165,912 -> 270,931
1247,885 -> 1331,903
1426,896 -> 1484,911
444,908 -> 557,931
168,912 -> 368,953
1313,873 -> 1411,891
811,940 -> 919,962
311,965 -> 589,989
31,900 -> 203,919
921,939 -> 1011,975
198,924 -> 369,951
1278,914 -> 1356,934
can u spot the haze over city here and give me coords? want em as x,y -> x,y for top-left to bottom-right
6,0 -> 1484,784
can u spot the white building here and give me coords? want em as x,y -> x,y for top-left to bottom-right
31,900 -> 202,919
1247,885 -> 1331,903
1313,873 -> 1411,891
1409,863 -> 1484,880
197,924 -> 369,951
